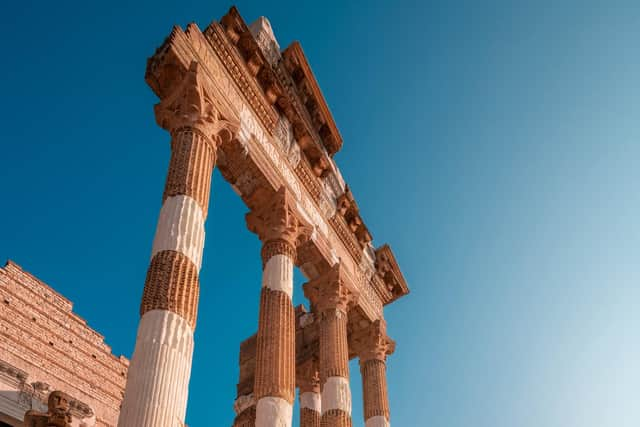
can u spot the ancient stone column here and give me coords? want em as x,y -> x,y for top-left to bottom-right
358,320 -> 395,427
246,187 -> 309,427
297,359 -> 321,427
118,62 -> 237,427
304,265 -> 356,427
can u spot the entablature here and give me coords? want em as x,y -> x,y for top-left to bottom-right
144,6 -> 410,324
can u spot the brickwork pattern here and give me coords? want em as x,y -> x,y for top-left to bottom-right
0,262 -> 128,426
360,359 -> 390,421
300,407 -> 321,427
320,409 -> 352,427
253,287 -> 295,403
140,250 -> 200,330
319,309 -> 350,382
162,128 -> 216,217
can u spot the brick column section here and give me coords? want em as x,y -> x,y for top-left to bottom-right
246,187 -> 309,427
118,62 -> 237,427
304,264 -> 357,427
297,359 -> 321,427
357,320 -> 396,427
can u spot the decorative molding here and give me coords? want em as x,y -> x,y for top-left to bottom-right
282,42 -> 343,156
246,187 -> 312,247
303,263 -> 358,314
375,245 -> 410,304
329,214 -> 364,265
203,22 -> 278,134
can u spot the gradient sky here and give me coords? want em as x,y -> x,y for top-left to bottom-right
1,1 -> 639,426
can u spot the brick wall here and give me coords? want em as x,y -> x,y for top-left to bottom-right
0,261 -> 128,426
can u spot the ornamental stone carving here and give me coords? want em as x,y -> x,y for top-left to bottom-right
354,320 -> 396,363
155,61 -> 238,147
24,391 -> 72,427
246,186 -> 312,252
303,263 -> 358,314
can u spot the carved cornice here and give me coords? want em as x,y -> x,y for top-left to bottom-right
282,42 -> 343,156
295,158 -> 323,202
218,6 -> 332,179
336,186 -> 372,249
275,59 -> 330,178
203,20 -> 279,134
329,213 -> 363,264
375,245 -> 409,304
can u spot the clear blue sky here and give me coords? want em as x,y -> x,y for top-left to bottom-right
1,1 -> 639,426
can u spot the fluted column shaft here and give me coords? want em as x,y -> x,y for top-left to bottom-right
360,359 -> 390,427
318,308 -> 352,427
304,266 -> 355,427
357,320 -> 394,427
246,187 -> 307,427
118,62 -> 235,427
118,126 -> 214,427
253,240 -> 296,427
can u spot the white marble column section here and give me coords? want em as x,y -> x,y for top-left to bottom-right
151,195 -> 205,269
321,376 -> 352,416
118,310 -> 194,427
299,391 -> 321,413
261,254 -> 294,297
118,192 -> 205,427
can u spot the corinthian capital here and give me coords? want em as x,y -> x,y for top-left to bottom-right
303,262 -> 358,314
246,186 -> 311,249
355,319 -> 396,363
154,61 -> 238,145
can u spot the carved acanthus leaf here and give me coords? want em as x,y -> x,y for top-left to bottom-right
355,320 -> 395,363
303,262 -> 358,313
246,186 -> 311,246
155,61 -> 238,144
